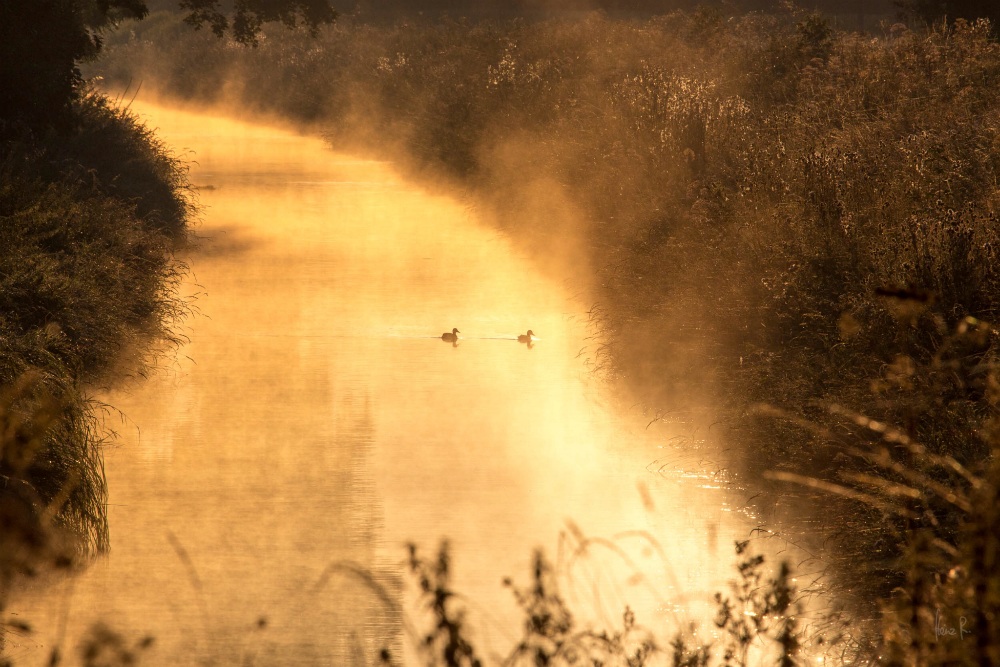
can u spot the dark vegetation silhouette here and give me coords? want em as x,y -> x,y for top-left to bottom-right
1,85 -> 194,540
4,0 -> 1000,663
0,0 -> 147,132
178,0 -> 338,46
1,13 -> 188,653
358,537 -> 817,667
0,92 -> 191,663
344,0 -> 898,24
896,0 -> 1000,28
0,0 -> 338,570
90,3 -> 1000,663
0,0 -> 337,133
0,1 -> 339,661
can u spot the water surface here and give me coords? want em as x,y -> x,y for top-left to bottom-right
9,102 -> 788,665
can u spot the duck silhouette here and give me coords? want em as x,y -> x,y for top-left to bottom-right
441,328 -> 460,343
517,330 -> 534,343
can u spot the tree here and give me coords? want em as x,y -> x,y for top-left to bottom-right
179,0 -> 338,46
0,1 -> 148,131
0,0 -> 337,132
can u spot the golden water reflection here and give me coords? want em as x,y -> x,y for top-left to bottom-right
10,102 -> 799,665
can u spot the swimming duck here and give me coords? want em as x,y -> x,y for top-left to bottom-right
517,330 -> 535,343
441,328 -> 460,343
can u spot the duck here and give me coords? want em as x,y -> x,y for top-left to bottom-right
517,330 -> 535,343
441,328 -> 460,343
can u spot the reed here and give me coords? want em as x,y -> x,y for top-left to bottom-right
0,84 -> 193,639
90,7 -> 1000,661
384,536 -> 829,667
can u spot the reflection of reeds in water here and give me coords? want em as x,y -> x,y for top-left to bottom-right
151,394 -> 396,667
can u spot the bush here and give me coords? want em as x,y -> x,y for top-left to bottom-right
93,8 -> 1000,658
0,91 -> 192,597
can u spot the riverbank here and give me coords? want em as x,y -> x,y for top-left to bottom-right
92,8 -> 1000,663
0,91 -> 192,587
8,98 -> 844,667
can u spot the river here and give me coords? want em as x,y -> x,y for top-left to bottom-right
8,101 -> 806,666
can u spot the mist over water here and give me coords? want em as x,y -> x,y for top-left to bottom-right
9,101 -> 804,665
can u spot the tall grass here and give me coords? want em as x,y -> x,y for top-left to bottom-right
93,7 -> 1000,661
335,537 -> 824,667
0,88 -> 193,632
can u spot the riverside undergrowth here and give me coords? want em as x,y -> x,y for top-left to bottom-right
92,6 -> 1000,662
0,89 -> 193,651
